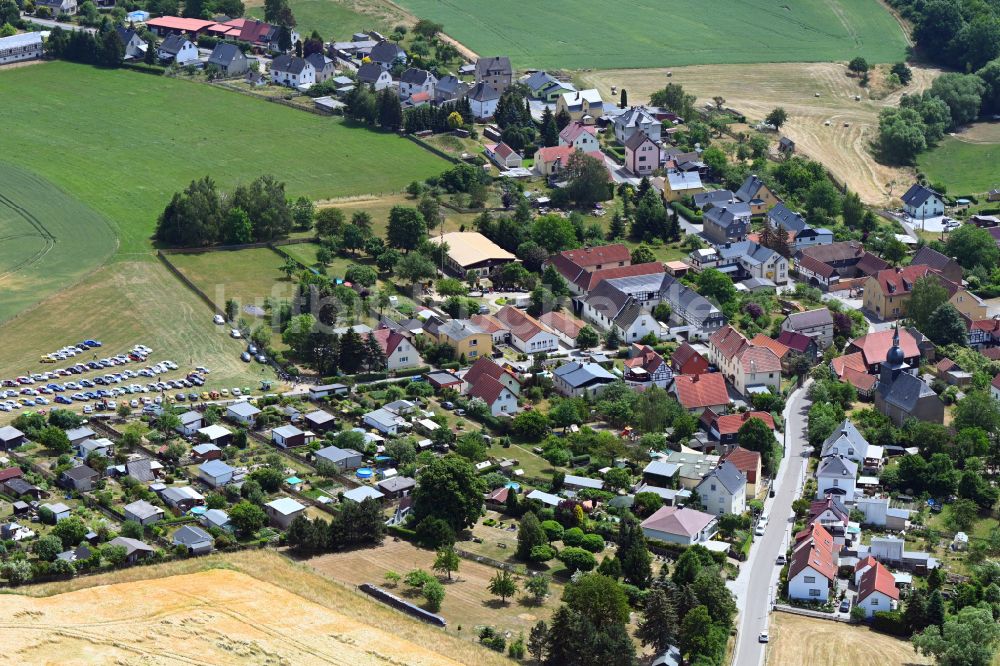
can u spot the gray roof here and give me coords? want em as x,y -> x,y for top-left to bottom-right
820,419 -> 869,458
109,536 -> 154,557
208,42 -> 245,67
272,54 -> 310,75
0,32 -> 43,49
199,459 -> 234,478
436,319 -> 483,341
179,410 -> 202,425
202,508 -> 230,528
564,474 -> 604,490
273,424 -> 304,439
305,52 -> 332,70
400,67 -> 433,84
475,55 -> 511,78
767,203 -> 808,234
644,460 -> 680,478
124,499 -> 163,521
879,371 -> 938,412
735,174 -> 768,203
162,485 -> 203,504
704,204 -> 751,230
305,410 -> 335,425
370,40 -> 405,64
467,81 -> 501,102
0,425 -> 24,441
816,455 -> 858,479
126,458 -> 153,482
693,189 -> 736,209
698,460 -> 746,495
227,401 -> 260,417
666,169 -> 702,191
115,26 -> 141,44
315,445 -> 362,463
658,274 -> 724,326
523,70 -> 559,91
342,486 -> 385,503
901,184 -> 940,208
357,62 -> 385,83
159,34 -> 191,55
784,308 -> 833,330
65,426 -> 95,441
615,106 -> 659,130
717,241 -> 781,267
584,279 -> 632,320
613,299 -> 646,332
63,465 -> 98,481
4,478 -> 37,495
173,524 -> 213,547
376,476 -> 416,493
553,361 -> 616,388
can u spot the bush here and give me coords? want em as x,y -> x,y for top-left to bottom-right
871,610 -> 908,636
580,533 -> 605,553
530,544 -> 556,562
540,520 -> 564,542
558,546 -> 596,573
562,527 -> 585,547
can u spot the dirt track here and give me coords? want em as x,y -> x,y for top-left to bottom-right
583,62 -> 941,205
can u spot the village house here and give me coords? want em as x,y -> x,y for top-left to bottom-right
808,496 -> 851,546
767,204 -> 832,253
61,465 -> 99,492
863,265 -> 985,321
467,372 -> 519,417
399,67 -> 437,99
532,144 -> 606,177
670,373 -> 730,415
434,75 -> 469,103
484,142 -> 523,170
556,89 -> 605,124
207,42 -> 249,76
734,175 -> 781,215
463,357 -> 521,396
115,27 -> 148,61
874,328 -> 944,426
372,327 -> 423,371
425,317 -> 492,360
695,461 -> 747,516
494,306 -> 559,353
797,241 -> 889,287
702,203 -> 751,245
539,310 -> 587,347
624,344 -> 673,388
580,280 -> 662,343
270,55 -> 316,88
816,455 -> 857,501
901,184 -> 945,220
523,70 -> 574,101
659,169 -> 704,202
856,561 -> 899,618
708,326 -> 781,395
546,243 -> 632,287
177,410 -> 203,437
624,132 -> 659,176
714,241 -> 788,286
640,505 -> 718,545
265,497 -> 306,529
788,523 -> 838,601
694,189 -> 738,210
613,106 -> 663,144
363,399 -> 416,436
78,437 -> 113,459
559,121 -> 600,151
658,274 -> 727,339
305,53 -> 336,82
369,39 -> 407,70
226,401 -> 260,426
702,410 -> 774,454
552,361 -> 617,398
781,308 -> 835,348
124,499 -> 165,526
475,56 -> 513,92
158,34 -> 199,65
356,62 -> 394,90
719,446 -> 763,497
35,0 -> 77,15
671,342 -> 710,376
820,420 -> 871,464
467,82 -> 501,119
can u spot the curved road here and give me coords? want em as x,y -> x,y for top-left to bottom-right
730,381 -> 813,666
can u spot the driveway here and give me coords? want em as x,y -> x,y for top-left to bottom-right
729,381 -> 813,666
23,14 -> 95,33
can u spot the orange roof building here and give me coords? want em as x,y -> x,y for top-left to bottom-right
670,373 -> 730,414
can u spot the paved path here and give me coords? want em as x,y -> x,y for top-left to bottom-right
23,15 -> 95,33
730,381 -> 812,666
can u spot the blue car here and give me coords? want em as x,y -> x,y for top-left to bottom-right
84,340 -> 102,347
55,396 -> 72,405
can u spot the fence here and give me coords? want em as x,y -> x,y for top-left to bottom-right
774,604 -> 850,623
405,134 -> 460,164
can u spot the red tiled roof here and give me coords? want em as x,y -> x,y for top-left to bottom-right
993,373 -> 1000,392
146,16 -> 216,32
625,344 -> 664,374
0,467 -> 23,483
236,18 -> 273,44
539,310 -> 585,340
858,561 -> 899,603
713,411 -> 774,436
410,91 -> 432,103
984,348 -> 1000,361
848,329 -> 921,367
559,121 -> 597,144
672,373 -> 729,410
794,522 -> 837,551
935,358 -> 956,373
796,253 -> 838,279
573,261 -> 664,292
831,352 -> 867,379
495,306 -> 551,343
775,330 -> 814,354
372,328 -> 405,357
535,145 -> 605,167
464,357 -> 518,388
672,342 -> 708,373
709,325 -> 749,362
751,334 -> 791,360
869,265 -> 938,298
720,446 -> 761,478
855,555 -> 877,572
809,497 -> 848,525
470,313 -> 508,334
789,538 -> 837,582
843,367 -> 877,392
467,374 -> 510,406
559,244 -> 631,269
740,345 -> 781,374
485,486 -> 509,503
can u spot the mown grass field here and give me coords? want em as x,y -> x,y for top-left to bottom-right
769,612 -> 929,666
395,0 -> 908,69
168,247 -> 296,316
0,163 -> 117,323
918,134 -> 1000,195
246,0 -> 402,40
0,62 -> 448,256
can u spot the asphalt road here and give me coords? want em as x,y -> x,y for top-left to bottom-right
23,14 -> 96,33
730,381 -> 812,666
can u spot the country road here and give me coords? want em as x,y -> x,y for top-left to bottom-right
730,381 -> 812,666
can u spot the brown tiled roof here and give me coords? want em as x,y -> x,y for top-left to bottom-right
776,330 -> 814,354
739,345 -> 782,374
640,505 -> 716,538
831,352 -> 867,379
671,342 -> 707,370
843,367 -> 877,392
573,261 -> 664,292
672,373 -> 729,409
858,561 -> 899,603
463,357 -> 518,388
809,497 -> 848,524
935,358 -> 956,373
709,325 -> 749,362
751,334 -> 791,360
848,329 -> 921,367
800,241 -> 867,264
720,445 -> 761,477
713,412 -> 774,436
984,348 -> 1000,361
372,328 -> 405,357
911,246 -> 957,273
495,306 -> 552,342
559,243 -> 631,268
796,253 -> 838,279
467,374 -> 510,406
855,253 -> 890,276
470,313 -> 508,334
0,467 -> 23,483
539,310 -> 585,339
625,345 -> 665,374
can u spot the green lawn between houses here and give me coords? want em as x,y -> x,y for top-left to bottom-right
394,0 -> 908,70
918,136 -> 1000,196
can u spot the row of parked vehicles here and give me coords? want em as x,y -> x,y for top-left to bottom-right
39,338 -> 102,363
8,345 -> 154,388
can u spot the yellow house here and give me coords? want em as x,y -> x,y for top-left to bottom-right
657,170 -> 705,203
735,175 -> 781,215
863,265 -> 986,321
555,89 -> 604,125
432,319 -> 492,361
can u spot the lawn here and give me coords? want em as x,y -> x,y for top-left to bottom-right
0,163 -> 117,323
0,62 -> 448,257
246,0 -> 404,41
315,193 -> 481,237
918,134 -> 1000,196
395,0 -> 908,70
167,247 -> 295,317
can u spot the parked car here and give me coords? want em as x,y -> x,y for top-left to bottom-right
231,329 -> 242,339
213,314 -> 225,325
241,352 -> 251,362
758,632 -> 768,644
839,599 -> 850,613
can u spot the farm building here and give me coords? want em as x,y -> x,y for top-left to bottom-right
429,232 -> 517,278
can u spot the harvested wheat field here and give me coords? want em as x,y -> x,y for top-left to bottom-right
0,550 -> 510,666
768,611 -> 929,666
309,538 -> 563,638
582,62 -> 941,205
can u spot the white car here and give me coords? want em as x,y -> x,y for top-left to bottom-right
758,632 -> 768,643
83,405 -> 93,414
213,314 -> 225,325
230,329 -> 242,339
754,524 -> 766,537
130,399 -> 139,408
232,388 -> 242,396
196,366 -> 210,374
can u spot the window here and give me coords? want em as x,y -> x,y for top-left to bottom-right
809,589 -> 821,597
399,357 -> 408,363
871,598 -> 879,606
833,479 -> 839,487
804,576 -> 816,583
470,339 -> 477,346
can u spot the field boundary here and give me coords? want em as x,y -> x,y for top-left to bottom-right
774,604 -> 850,623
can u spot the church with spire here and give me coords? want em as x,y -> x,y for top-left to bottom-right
873,325 -> 944,426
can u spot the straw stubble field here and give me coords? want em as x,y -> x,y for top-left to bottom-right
0,550 -> 511,666
768,612 -> 930,666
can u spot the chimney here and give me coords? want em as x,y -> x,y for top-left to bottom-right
576,91 -> 580,100
692,374 -> 699,383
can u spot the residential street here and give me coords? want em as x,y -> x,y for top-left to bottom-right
729,381 -> 812,666
21,14 -> 95,33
